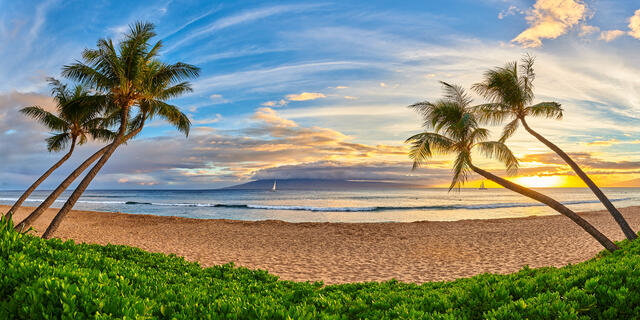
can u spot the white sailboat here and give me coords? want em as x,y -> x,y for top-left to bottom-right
479,181 -> 487,190
271,180 -> 277,192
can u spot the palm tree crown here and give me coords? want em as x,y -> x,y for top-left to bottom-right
471,54 -> 562,142
61,21 -> 199,138
406,81 -> 518,190
20,78 -> 113,151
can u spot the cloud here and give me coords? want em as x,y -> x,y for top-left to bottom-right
582,138 -> 640,146
209,94 -> 229,104
512,0 -> 590,48
165,4 -> 322,52
498,5 -> 523,20
344,96 -> 358,100
192,114 -> 222,124
261,99 -> 288,107
599,30 -> 625,42
261,92 -> 326,109
379,82 -> 387,87
520,152 -> 640,171
629,9 -> 640,39
59,107 -> 417,188
579,24 -> 599,36
285,92 -> 326,101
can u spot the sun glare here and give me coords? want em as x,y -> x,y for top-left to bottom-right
511,175 -> 565,188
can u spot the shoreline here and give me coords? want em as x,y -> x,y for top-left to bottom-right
5,204 -> 640,284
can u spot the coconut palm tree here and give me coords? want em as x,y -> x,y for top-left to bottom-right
40,22 -> 198,239
471,55 -> 637,241
6,78 -> 113,220
16,99 -> 188,232
407,82 -> 618,251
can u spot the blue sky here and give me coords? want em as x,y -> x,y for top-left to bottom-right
2,0 -> 640,189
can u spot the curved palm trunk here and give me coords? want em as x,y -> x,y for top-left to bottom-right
42,107 -> 130,239
14,146 -> 108,231
15,124 -> 144,232
520,117 -> 637,240
470,164 -> 619,252
6,138 -> 76,220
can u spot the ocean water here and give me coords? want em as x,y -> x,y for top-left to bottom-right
1,188 -> 639,223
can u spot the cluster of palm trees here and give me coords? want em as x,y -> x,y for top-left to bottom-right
407,55 -> 636,252
6,21 -> 199,239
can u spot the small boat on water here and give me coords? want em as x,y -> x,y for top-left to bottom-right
479,181 -> 487,190
272,180 -> 277,192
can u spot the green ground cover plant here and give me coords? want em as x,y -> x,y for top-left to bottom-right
1,215 -> 639,319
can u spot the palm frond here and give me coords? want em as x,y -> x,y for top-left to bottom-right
88,128 -> 117,142
440,81 -> 472,108
156,82 -> 193,100
469,128 -> 489,144
449,151 -> 472,191
147,100 -> 191,137
525,102 -> 563,120
405,132 -> 455,170
472,103 -> 511,125
45,132 -> 71,152
499,118 -> 519,143
474,141 -> 519,175
62,62 -> 113,91
20,106 -> 68,132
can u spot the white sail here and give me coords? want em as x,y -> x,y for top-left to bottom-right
272,180 -> 277,192
479,181 -> 486,190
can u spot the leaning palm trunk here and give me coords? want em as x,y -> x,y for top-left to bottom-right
6,138 -> 76,220
470,164 -> 619,252
520,118 -> 637,241
42,108 -> 130,239
15,146 -> 107,231
15,124 -> 143,231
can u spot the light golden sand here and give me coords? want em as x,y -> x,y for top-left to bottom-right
5,205 -> 640,284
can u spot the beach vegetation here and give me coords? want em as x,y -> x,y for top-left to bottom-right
1,215 -> 639,319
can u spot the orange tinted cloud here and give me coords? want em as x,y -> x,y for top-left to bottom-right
512,0 -> 589,47
285,92 -> 326,101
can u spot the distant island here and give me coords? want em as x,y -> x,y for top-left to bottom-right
223,179 -> 425,190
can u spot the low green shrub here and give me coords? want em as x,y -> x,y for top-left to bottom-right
1,214 -> 639,319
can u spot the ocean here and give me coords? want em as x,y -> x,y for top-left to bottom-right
1,188 -> 639,223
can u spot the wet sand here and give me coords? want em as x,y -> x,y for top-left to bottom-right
5,205 -> 640,284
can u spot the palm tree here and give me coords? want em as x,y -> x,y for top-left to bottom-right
6,78 -> 112,220
40,22 -> 198,239
15,99 -> 187,232
407,82 -> 618,252
472,55 -> 637,241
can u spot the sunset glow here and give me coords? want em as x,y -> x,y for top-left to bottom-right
510,176 -> 566,188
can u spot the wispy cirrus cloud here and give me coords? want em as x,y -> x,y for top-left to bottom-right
164,4 -> 323,52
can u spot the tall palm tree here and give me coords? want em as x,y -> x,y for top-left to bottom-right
407,82 -> 618,252
40,22 -> 198,239
6,79 -> 112,220
472,55 -> 637,241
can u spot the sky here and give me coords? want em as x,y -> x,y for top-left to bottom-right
2,0 -> 640,189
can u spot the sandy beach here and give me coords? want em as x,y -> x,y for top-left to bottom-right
5,204 -> 640,284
